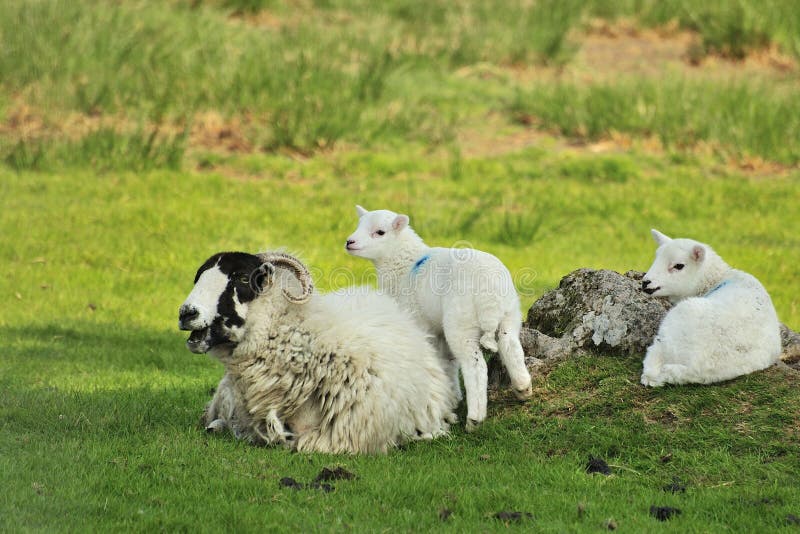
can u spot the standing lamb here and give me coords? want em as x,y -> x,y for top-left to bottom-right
178,250 -> 457,453
640,229 -> 782,386
345,206 -> 533,431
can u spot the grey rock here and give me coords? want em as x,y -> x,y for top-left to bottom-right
781,324 -> 800,369
524,269 -> 670,357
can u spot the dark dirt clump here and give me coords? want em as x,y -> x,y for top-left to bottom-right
314,466 -> 356,482
650,506 -> 682,521
586,456 -> 611,475
279,477 -> 303,490
663,478 -> 687,493
494,511 -> 533,522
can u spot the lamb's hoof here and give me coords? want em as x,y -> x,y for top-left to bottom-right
205,419 -> 226,433
640,375 -> 663,388
513,384 -> 533,400
479,334 -> 498,353
465,418 -> 481,433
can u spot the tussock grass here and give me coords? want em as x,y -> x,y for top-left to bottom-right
586,0 -> 800,59
3,127 -> 187,172
2,0 -> 799,169
509,79 -> 800,165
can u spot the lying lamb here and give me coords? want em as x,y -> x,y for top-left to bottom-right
346,206 -> 533,431
178,250 -> 457,453
640,229 -> 781,386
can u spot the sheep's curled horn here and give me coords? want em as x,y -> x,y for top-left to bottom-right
256,252 -> 314,304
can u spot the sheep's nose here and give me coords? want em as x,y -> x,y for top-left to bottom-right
346,239 -> 355,245
641,279 -> 651,290
179,305 -> 199,329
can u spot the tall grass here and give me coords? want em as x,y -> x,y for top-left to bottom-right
585,0 -> 800,59
2,0 -> 799,170
509,80 -> 800,165
0,0 -> 398,156
1,125 -> 187,172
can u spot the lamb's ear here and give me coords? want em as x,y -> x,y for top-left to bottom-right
691,245 -> 705,263
651,229 -> 672,246
250,262 -> 275,294
356,205 -> 368,218
392,214 -> 409,232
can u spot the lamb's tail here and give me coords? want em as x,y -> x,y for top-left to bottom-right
477,304 -> 503,352
479,330 -> 499,352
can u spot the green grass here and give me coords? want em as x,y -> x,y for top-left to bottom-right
2,145 -> 799,531
2,0 -> 800,530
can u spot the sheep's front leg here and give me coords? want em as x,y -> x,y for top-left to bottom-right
203,372 -> 238,433
252,409 -> 294,447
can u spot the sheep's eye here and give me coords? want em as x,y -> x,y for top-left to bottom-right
674,263 -> 685,271
375,230 -> 385,236
238,275 -> 250,284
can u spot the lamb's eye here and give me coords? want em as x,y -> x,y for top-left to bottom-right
238,275 -> 249,284
375,230 -> 385,236
674,263 -> 685,271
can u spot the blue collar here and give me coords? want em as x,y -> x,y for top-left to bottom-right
411,254 -> 431,275
704,280 -> 730,297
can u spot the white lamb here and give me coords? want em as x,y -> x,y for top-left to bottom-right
640,229 -> 781,387
178,250 -> 457,454
345,206 -> 533,431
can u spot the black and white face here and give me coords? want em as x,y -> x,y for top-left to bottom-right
178,252 -> 273,355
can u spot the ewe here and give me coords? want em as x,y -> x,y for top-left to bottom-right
178,251 -> 457,453
346,206 -> 532,431
641,230 -> 781,386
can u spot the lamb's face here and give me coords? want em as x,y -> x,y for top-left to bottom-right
345,205 -> 410,260
178,252 -> 272,355
642,230 -> 707,300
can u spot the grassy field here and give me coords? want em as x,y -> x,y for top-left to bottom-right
2,1 -> 800,531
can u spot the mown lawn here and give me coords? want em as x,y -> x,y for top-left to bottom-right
2,1 -> 800,532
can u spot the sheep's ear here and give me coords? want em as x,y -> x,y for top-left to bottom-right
651,229 -> 672,246
356,205 -> 368,217
691,245 -> 705,263
392,214 -> 409,232
251,262 -> 275,294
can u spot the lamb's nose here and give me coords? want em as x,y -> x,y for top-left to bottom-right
179,305 -> 199,328
346,239 -> 355,246
641,280 -> 651,290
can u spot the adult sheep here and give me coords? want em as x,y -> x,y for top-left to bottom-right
345,206 -> 533,431
178,250 -> 457,454
640,229 -> 782,386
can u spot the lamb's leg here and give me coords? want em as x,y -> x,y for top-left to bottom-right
641,343 -> 665,387
497,315 -> 533,399
435,336 -> 463,402
660,364 -> 690,385
444,322 -> 487,432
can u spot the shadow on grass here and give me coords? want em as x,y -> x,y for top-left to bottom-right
0,321 -> 221,440
0,321 -> 211,373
